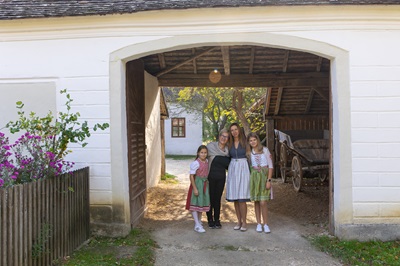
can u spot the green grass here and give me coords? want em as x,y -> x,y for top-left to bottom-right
55,228 -> 157,266
161,172 -> 179,184
165,154 -> 195,160
309,235 -> 400,266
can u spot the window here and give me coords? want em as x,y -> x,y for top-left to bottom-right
171,118 -> 185,137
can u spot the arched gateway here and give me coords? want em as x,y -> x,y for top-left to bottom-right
108,32 -> 352,237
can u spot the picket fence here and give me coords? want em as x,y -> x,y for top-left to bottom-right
0,167 -> 90,266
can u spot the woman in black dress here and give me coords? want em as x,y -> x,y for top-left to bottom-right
206,129 -> 231,229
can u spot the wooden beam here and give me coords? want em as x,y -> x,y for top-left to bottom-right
282,50 -> 290,72
249,47 -> 255,74
192,48 -> 197,74
221,46 -> 230,76
156,47 -> 216,77
316,57 -> 323,72
158,53 -> 166,69
274,87 -> 283,115
305,88 -> 315,113
313,87 -> 329,102
265,87 -> 272,117
158,72 -> 329,87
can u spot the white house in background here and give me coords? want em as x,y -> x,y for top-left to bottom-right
1,0 -> 400,241
165,103 -> 203,155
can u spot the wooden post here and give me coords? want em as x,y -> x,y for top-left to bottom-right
265,118 -> 275,171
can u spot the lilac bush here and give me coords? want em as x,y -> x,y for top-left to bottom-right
0,132 -> 74,188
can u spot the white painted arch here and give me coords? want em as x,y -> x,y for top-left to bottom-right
109,32 -> 352,234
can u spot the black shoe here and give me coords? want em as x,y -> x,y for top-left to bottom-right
215,221 -> 222,229
208,221 -> 216,229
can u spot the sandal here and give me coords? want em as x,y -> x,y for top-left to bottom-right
233,224 -> 241,230
240,227 -> 247,232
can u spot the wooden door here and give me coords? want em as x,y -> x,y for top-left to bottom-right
126,59 -> 146,227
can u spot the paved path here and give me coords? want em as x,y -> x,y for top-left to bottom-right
147,159 -> 342,266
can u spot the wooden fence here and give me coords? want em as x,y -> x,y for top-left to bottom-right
0,167 -> 90,266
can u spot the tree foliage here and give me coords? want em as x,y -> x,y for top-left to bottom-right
164,87 -> 267,141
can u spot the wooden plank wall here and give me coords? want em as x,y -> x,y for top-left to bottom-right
0,167 -> 90,266
275,116 -> 329,131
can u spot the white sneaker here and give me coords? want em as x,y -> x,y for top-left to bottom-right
264,224 -> 271,233
194,225 -> 206,233
256,223 -> 263,232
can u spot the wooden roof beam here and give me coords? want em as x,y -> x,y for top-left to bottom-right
158,53 -> 166,69
313,87 -> 329,102
264,87 -> 272,117
249,47 -> 255,74
316,57 -> 323,72
158,72 -> 329,87
221,46 -> 231,76
192,48 -> 197,74
282,50 -> 290,72
274,87 -> 283,115
305,88 -> 315,113
156,47 -> 216,77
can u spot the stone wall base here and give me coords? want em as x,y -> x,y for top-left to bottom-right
91,222 -> 131,238
336,224 -> 400,241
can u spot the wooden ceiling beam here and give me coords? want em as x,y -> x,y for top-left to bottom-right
221,46 -> 231,76
249,47 -> 255,74
316,57 -> 323,72
305,88 -> 315,113
282,50 -> 290,72
274,87 -> 283,115
192,48 -> 197,74
158,72 -> 329,87
158,53 -> 166,69
313,87 -> 329,102
264,87 -> 272,117
156,47 -> 216,77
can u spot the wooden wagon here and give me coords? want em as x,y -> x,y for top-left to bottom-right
276,130 -> 330,192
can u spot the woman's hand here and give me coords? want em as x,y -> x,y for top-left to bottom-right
266,181 -> 271,190
193,187 -> 199,196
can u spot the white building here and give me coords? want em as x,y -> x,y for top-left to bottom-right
1,1 -> 400,240
165,103 -> 203,155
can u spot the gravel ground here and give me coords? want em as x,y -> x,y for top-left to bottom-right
139,158 -> 340,266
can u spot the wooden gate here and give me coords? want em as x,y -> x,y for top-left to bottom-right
125,59 -> 146,227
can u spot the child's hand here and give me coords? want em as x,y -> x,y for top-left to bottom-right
266,181 -> 271,190
193,188 -> 199,196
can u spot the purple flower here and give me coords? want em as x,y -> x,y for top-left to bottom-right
3,145 -> 10,150
0,179 -> 4,187
10,175 -> 17,180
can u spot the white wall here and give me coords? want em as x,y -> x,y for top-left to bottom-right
165,103 -> 203,155
144,72 -> 162,188
1,5 -> 400,239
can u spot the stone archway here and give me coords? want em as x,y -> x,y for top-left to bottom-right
109,32 -> 352,236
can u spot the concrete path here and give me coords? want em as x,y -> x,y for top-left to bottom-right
148,159 -> 342,266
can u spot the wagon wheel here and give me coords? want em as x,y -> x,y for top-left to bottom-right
291,156 -> 303,192
319,172 -> 328,182
280,144 -> 288,183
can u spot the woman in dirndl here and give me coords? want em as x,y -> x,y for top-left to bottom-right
226,123 -> 251,231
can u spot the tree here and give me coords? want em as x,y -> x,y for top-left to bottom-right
163,87 -> 267,141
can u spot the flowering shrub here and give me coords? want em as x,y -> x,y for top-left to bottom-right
0,89 -> 109,188
0,132 -> 74,187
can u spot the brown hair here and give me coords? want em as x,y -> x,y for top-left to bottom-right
195,145 -> 208,160
228,123 -> 247,149
246,132 -> 263,158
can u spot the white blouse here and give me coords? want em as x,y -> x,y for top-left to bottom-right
250,147 -> 273,169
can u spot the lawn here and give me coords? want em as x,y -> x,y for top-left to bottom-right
310,235 -> 400,266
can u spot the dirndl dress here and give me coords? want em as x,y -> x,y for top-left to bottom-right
249,149 -> 273,201
185,159 -> 210,212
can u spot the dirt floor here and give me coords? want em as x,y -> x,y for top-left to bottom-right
141,159 -> 330,236
139,159 -> 339,266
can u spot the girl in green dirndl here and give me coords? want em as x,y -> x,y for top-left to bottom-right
185,145 -> 210,233
247,132 -> 274,234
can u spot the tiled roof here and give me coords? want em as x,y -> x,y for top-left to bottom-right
1,0 -> 399,20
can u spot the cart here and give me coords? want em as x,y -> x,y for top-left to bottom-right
276,130 -> 330,192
